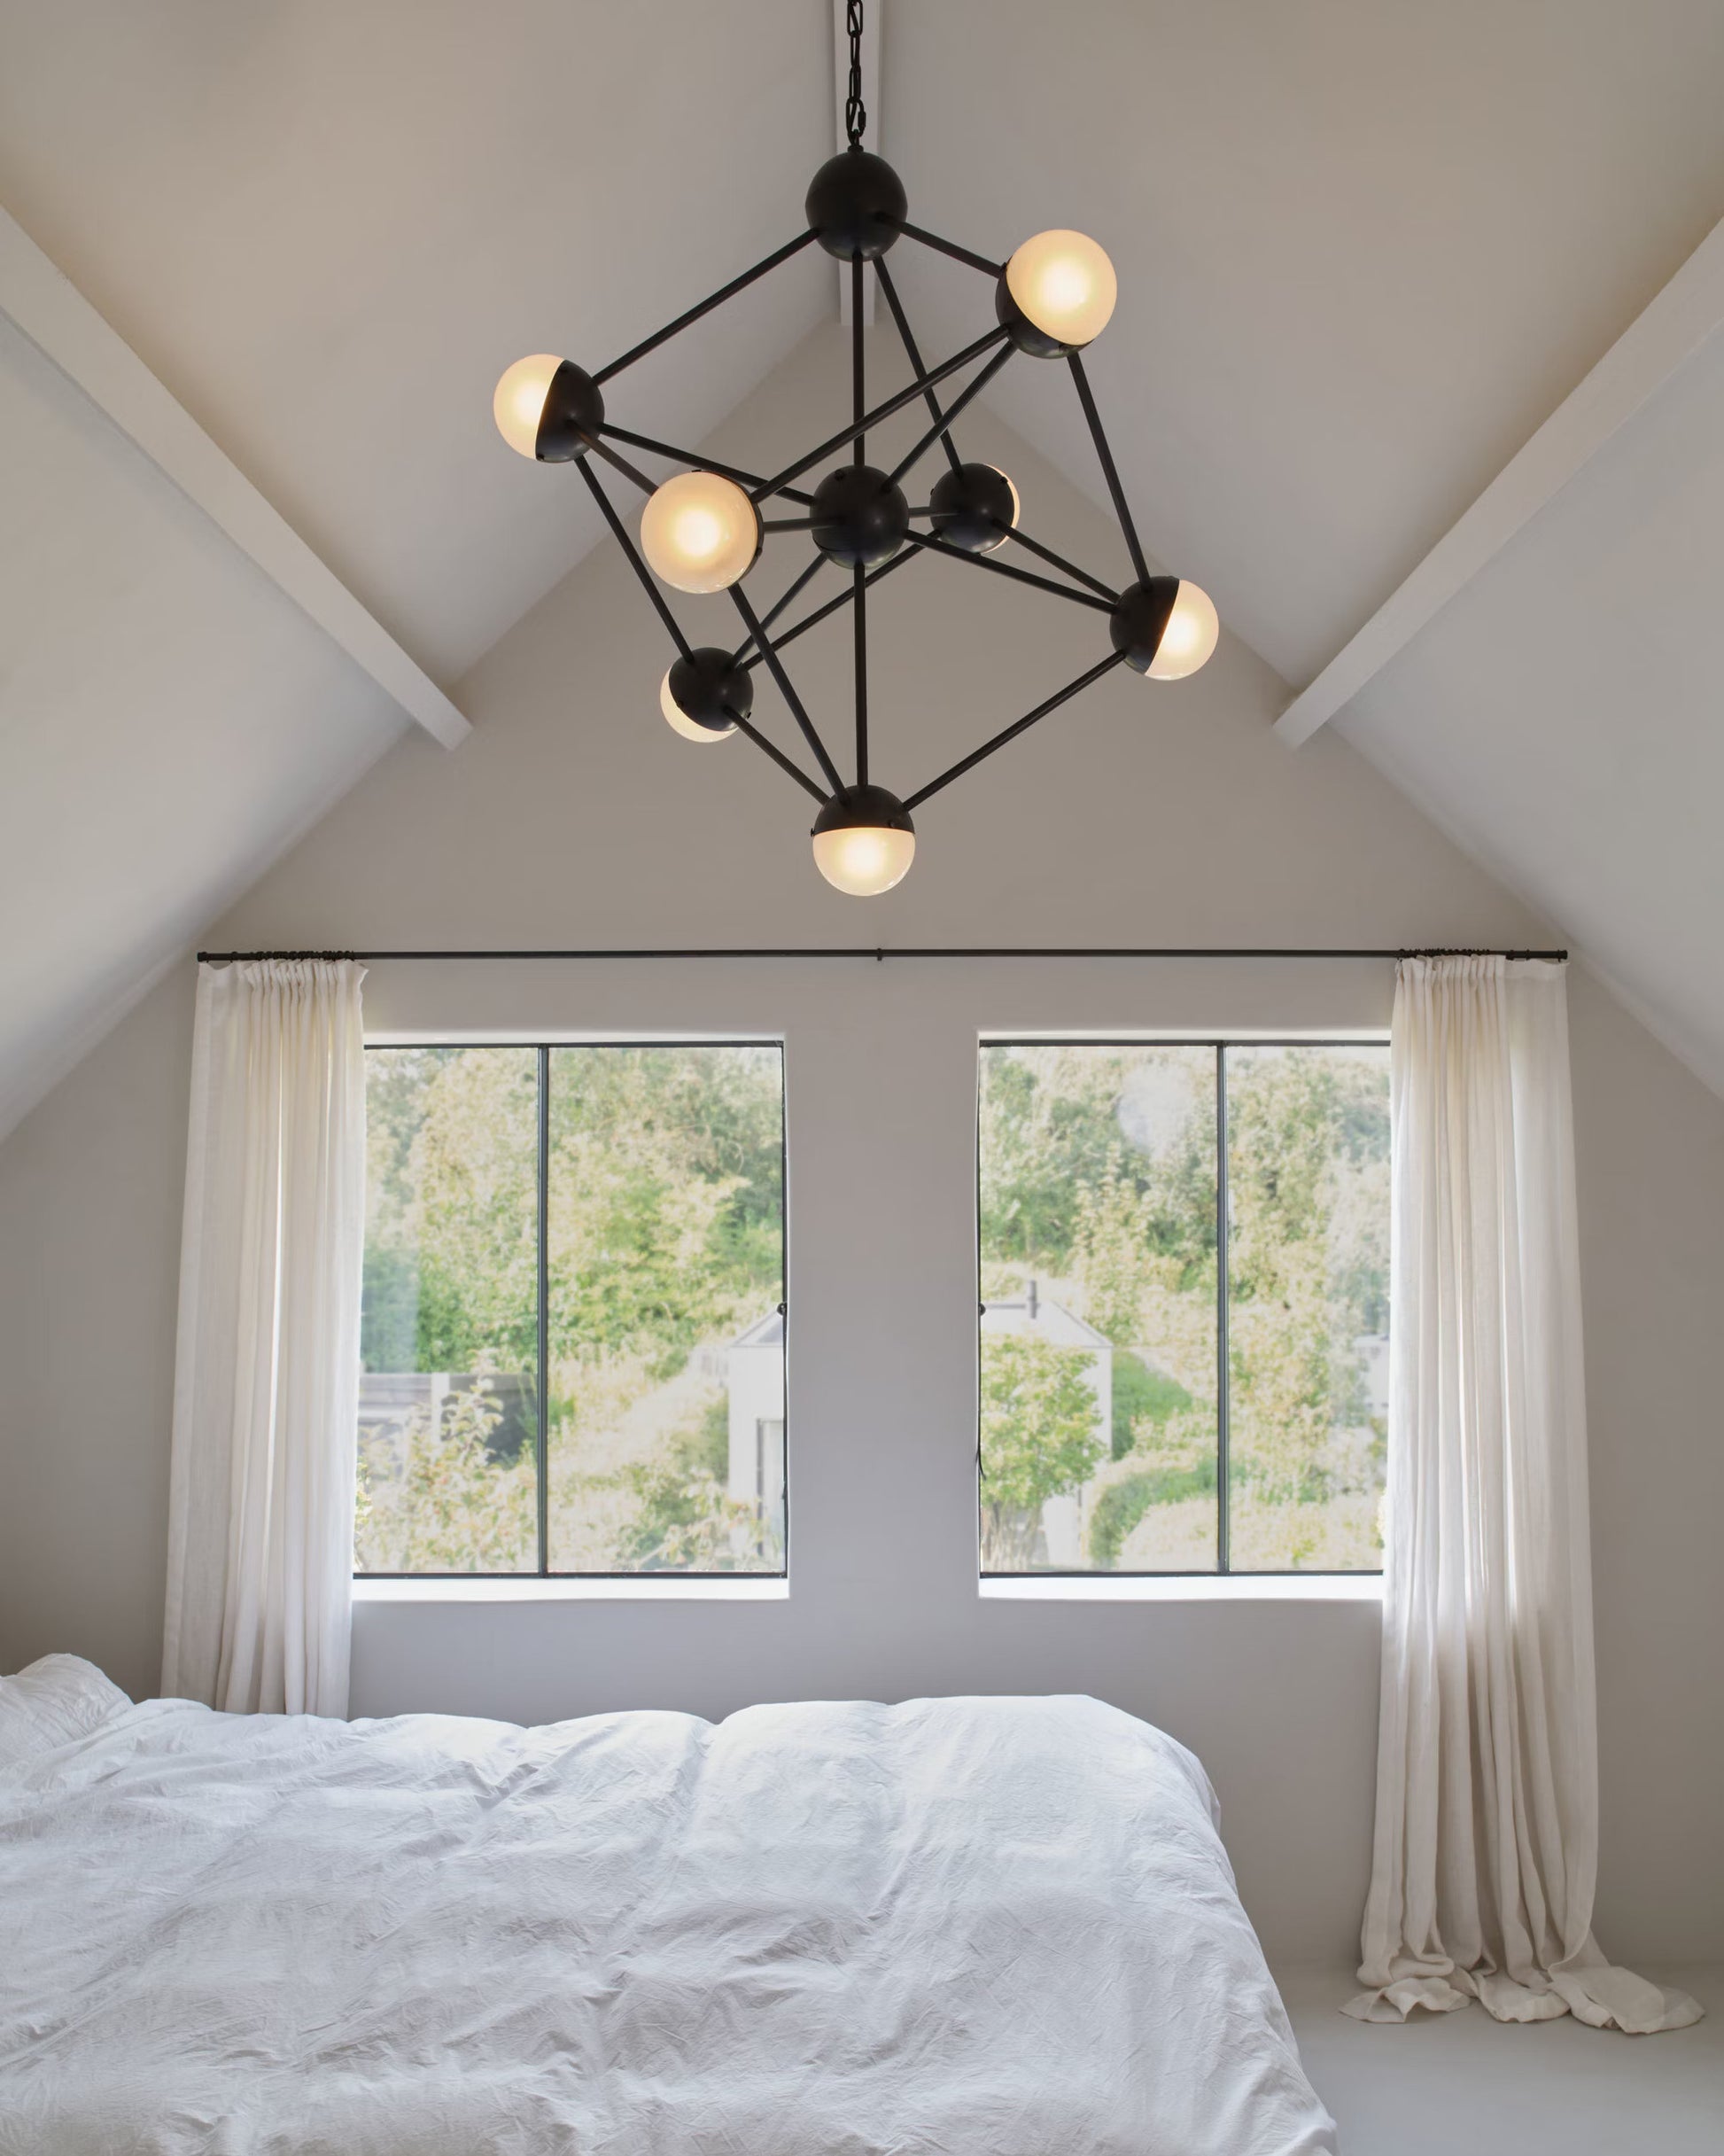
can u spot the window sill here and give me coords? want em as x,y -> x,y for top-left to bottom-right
978,1573 -> 1383,1602
353,1576 -> 789,1604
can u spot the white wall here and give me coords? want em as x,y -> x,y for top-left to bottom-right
3,327 -> 1720,1965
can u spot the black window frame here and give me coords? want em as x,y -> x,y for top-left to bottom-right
356,1036 -> 789,1581
976,1035 -> 1389,1579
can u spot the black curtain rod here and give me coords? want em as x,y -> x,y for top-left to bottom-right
196,946 -> 1568,964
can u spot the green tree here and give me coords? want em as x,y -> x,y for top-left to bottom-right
979,1334 -> 1106,1569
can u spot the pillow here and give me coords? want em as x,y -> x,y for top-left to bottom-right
0,1654 -> 132,1767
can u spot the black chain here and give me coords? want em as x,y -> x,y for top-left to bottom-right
845,0 -> 866,147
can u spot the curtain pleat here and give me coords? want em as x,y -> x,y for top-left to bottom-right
161,959 -> 366,1719
1349,956 -> 1699,2033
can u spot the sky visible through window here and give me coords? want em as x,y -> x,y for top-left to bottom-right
978,1041 -> 1391,1573
355,1043 -> 786,1576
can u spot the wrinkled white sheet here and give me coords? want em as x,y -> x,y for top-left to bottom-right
0,1664 -> 1336,2154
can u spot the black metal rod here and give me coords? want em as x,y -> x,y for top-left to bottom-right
589,438 -> 656,494
904,652 -> 1129,810
1215,1041 -> 1231,1576
594,229 -> 818,385
728,585 -> 846,796
1003,526 -> 1118,603
889,218 -> 1004,277
874,255 -> 963,473
854,564 -> 868,787
732,553 -> 828,661
762,518 -> 818,533
600,426 -> 814,507
755,326 -> 1008,500
741,545 -> 914,666
1068,350 -> 1151,586
578,460 -> 692,660
851,254 -> 866,467
901,526 -> 1115,613
200,946 -> 1572,963
889,343 -> 1014,484
722,706 -> 828,804
535,1044 -> 550,1575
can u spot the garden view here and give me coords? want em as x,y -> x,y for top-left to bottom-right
354,1036 -> 1389,1577
978,1042 -> 1390,1571
356,1043 -> 786,1574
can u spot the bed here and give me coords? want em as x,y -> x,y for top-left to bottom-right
0,1656 -> 1337,2154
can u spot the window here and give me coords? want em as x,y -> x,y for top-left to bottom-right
978,1041 -> 1390,1575
356,1043 -> 786,1577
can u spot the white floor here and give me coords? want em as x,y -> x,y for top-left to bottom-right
1277,1963 -> 1722,2155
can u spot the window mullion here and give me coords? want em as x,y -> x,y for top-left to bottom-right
1215,1043 -> 1231,1576
536,1044 -> 550,1576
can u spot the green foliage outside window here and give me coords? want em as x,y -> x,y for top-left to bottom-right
978,1042 -> 1389,1573
357,1045 -> 784,1576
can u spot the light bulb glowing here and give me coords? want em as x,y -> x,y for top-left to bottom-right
981,465 -> 1021,553
639,471 -> 760,593
659,666 -> 735,743
812,823 -> 916,897
493,354 -> 563,458
1006,230 -> 1117,346
1148,580 -> 1220,681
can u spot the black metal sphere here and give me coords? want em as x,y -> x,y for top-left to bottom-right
666,646 -> 753,733
994,276 -> 1075,360
804,148 -> 907,261
811,782 -> 914,838
534,361 -> 606,460
810,463 -> 910,567
928,462 -> 1017,553
1109,578 -> 1182,673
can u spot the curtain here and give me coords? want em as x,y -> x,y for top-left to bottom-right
1349,956 -> 1699,2033
161,959 -> 367,1718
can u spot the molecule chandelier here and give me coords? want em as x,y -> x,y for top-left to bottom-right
493,0 -> 1217,896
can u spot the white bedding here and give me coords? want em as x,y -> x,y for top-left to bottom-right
0,1660 -> 1336,2155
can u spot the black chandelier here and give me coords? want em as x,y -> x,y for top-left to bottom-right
493,1 -> 1217,895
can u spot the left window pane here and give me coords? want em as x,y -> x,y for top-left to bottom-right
356,1047 -> 540,1575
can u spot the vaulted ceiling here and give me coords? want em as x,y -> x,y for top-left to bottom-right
3,0 -> 1723,1130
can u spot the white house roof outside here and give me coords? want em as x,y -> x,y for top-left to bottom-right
982,1282 -> 1108,1350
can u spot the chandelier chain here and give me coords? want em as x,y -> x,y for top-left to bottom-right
845,0 -> 866,147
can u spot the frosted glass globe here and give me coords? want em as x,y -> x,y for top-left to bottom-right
1148,580 -> 1220,681
1006,231 -> 1117,346
812,822 -> 916,897
640,471 -> 760,593
493,355 -> 563,459
659,667 -> 735,743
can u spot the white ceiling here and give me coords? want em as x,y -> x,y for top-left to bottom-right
884,1 -> 1724,686
1337,318 -> 1724,1092
2,0 -> 1724,1125
0,313 -> 405,1133
0,1 -> 831,681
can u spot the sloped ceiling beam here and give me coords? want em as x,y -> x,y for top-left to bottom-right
1276,213 -> 1724,746
0,206 -> 469,748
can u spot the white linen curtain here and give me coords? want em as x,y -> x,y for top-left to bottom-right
1350,956 -> 1700,2033
161,959 -> 367,1718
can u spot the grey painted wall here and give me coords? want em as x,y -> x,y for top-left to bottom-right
2,330 -> 1720,1965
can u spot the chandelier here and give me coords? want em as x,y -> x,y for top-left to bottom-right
493,1 -> 1218,895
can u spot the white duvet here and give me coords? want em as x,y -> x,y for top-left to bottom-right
0,1658 -> 1336,2154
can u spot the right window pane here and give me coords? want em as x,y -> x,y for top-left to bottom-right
1224,1045 -> 1391,1570
977,1039 -> 1389,1576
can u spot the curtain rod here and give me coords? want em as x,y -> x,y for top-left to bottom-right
196,945 -> 1568,963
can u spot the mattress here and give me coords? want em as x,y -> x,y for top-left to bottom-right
0,1656 -> 1336,2153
